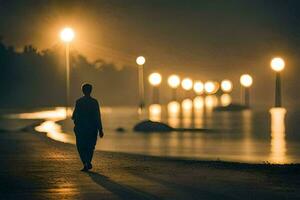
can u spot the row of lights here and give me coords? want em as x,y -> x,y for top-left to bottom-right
57,27 -> 286,112
137,55 -> 285,107
148,73 -> 233,94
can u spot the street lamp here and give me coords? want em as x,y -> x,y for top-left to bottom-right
60,27 -> 75,117
181,78 -> 193,91
204,81 -> 218,95
136,56 -> 146,109
168,75 -> 180,100
181,78 -> 193,99
193,81 -> 204,95
271,57 -> 285,107
221,79 -> 233,93
240,74 -> 253,107
148,72 -> 162,103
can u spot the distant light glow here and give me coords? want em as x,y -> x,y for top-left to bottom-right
182,98 -> 193,110
220,94 -> 232,106
35,121 -> 69,143
9,107 -> 67,120
193,81 -> 204,94
270,107 -> 287,164
181,78 -> 193,91
167,101 -> 180,117
60,27 -> 75,43
182,99 -> 193,122
168,75 -> 181,88
193,96 -> 204,109
221,80 -> 233,93
204,81 -> 218,94
136,56 -> 146,65
148,72 -> 162,86
205,95 -> 218,108
149,104 -> 162,122
167,101 -> 180,127
240,74 -> 253,87
194,96 -> 204,127
271,57 -> 285,72
270,107 -> 286,133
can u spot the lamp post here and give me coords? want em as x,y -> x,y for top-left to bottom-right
271,57 -> 285,107
168,75 -> 180,100
148,72 -> 162,103
136,56 -> 146,110
221,79 -> 233,93
240,74 -> 253,107
181,78 -> 193,98
60,27 -> 75,116
204,81 -> 218,95
193,81 -> 204,95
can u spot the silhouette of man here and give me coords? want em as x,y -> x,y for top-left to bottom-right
72,83 -> 104,171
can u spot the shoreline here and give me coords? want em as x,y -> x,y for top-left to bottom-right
0,122 -> 300,199
31,119 -> 300,166
1,115 -> 299,165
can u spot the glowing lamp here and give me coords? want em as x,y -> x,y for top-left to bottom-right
271,57 -> 285,72
168,75 -> 180,88
148,72 -> 162,86
204,81 -> 218,94
60,27 -> 75,43
240,74 -> 253,87
221,80 -> 233,93
181,78 -> 193,91
136,56 -> 146,66
193,81 -> 204,94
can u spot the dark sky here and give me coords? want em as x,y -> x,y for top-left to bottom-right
0,0 -> 300,107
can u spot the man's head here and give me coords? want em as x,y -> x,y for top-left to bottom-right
82,83 -> 93,96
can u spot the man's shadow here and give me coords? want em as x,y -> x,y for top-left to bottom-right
87,171 -> 160,200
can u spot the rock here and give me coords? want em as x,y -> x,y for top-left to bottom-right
133,120 -> 173,132
214,104 -> 250,112
115,127 -> 126,132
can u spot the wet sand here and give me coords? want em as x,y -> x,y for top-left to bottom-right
0,127 -> 300,199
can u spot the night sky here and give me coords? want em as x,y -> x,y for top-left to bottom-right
0,0 -> 300,107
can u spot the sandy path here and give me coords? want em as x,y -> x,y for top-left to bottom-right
0,129 -> 299,199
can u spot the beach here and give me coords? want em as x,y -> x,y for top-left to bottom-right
0,121 -> 299,200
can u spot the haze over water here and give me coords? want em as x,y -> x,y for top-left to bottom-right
5,95 -> 300,164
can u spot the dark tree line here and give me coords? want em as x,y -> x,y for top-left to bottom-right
0,41 -> 139,108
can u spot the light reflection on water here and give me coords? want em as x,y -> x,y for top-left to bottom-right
270,107 -> 287,164
194,97 -> 204,128
220,94 -> 232,106
181,99 -> 193,128
149,104 -> 162,122
7,107 -> 67,120
167,101 -> 180,128
7,107 -> 75,143
35,121 -> 75,144
5,99 -> 300,164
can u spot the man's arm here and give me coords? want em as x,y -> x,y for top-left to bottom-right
95,101 -> 104,137
72,101 -> 78,122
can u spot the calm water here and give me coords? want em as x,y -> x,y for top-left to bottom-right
2,96 -> 300,164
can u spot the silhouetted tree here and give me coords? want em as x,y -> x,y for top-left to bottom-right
0,41 -> 138,108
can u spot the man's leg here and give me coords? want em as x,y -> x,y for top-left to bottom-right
76,137 -> 88,165
87,145 -> 95,164
86,134 -> 97,169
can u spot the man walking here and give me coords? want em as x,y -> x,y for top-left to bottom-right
72,83 -> 104,171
